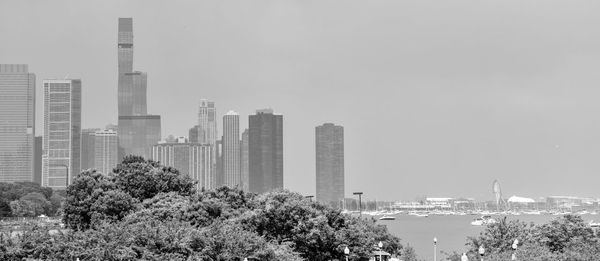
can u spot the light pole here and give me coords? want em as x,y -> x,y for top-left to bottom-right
344,246 -> 350,261
305,195 -> 314,201
511,239 -> 519,260
378,241 -> 383,261
461,253 -> 468,261
433,237 -> 437,261
353,192 -> 363,217
478,245 -> 485,261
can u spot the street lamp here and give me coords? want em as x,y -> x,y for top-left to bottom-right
378,241 -> 383,261
433,237 -> 437,261
478,245 -> 485,261
353,192 -> 363,217
511,239 -> 519,260
461,253 -> 468,261
344,246 -> 350,261
305,195 -> 314,201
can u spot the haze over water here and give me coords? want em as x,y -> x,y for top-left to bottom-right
2,0 -> 600,200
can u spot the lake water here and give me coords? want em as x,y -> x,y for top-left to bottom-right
379,214 -> 598,261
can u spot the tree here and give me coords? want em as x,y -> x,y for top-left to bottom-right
111,155 -> 196,201
465,217 -> 534,255
534,214 -> 596,253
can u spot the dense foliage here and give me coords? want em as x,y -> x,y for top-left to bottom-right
0,181 -> 62,217
446,215 -> 600,261
2,156 -> 406,260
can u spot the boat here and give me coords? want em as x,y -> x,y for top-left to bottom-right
379,215 -> 396,221
414,213 -> 429,217
471,215 -> 497,226
589,220 -> 600,228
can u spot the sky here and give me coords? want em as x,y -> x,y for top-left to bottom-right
2,0 -> 600,201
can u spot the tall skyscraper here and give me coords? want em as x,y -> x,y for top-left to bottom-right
315,123 -> 344,204
117,18 -> 161,160
80,128 -> 100,171
197,100 -> 217,145
118,115 -> 161,159
240,128 -> 249,191
150,140 -> 213,189
94,130 -> 118,174
215,138 -> 223,187
198,99 -> 217,187
42,79 -> 82,189
0,64 -> 35,183
222,111 -> 240,187
248,109 -> 283,194
34,136 -> 42,185
188,125 -> 199,143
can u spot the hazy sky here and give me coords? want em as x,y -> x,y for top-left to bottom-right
2,0 -> 600,201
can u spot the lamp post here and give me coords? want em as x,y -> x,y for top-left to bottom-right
461,253 -> 468,261
305,195 -> 314,201
511,239 -> 519,260
378,241 -> 383,261
353,192 -> 363,217
478,245 -> 485,261
344,246 -> 350,261
433,237 -> 437,261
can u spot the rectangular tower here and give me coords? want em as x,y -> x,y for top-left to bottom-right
150,141 -> 213,189
80,128 -> 100,171
223,111 -> 240,187
42,79 -> 82,189
118,115 -> 161,159
240,128 -> 249,191
0,65 -> 35,183
94,130 -> 118,174
316,123 -> 344,205
248,109 -> 283,194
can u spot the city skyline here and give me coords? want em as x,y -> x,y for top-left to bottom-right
3,1 -> 600,200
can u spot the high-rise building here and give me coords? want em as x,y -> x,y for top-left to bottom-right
42,79 -> 82,189
94,130 -> 118,174
0,64 -> 35,183
150,140 -> 213,189
117,18 -> 161,160
188,125 -> 199,143
222,111 -> 240,187
80,128 -> 100,171
34,136 -> 42,184
315,123 -> 344,204
215,138 -> 223,187
248,109 -> 283,194
240,128 -> 249,191
197,100 -> 217,145
118,115 -> 161,159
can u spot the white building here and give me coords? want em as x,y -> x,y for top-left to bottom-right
93,130 -> 118,174
222,111 -> 240,187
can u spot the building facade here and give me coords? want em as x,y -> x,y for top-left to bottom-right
80,128 -> 100,171
118,115 -> 161,159
150,140 -> 213,189
222,111 -> 240,187
34,136 -> 42,184
240,128 -> 249,191
0,64 -> 35,183
316,123 -> 345,204
117,18 -> 160,160
94,130 -> 118,174
42,79 -> 81,189
248,109 -> 283,194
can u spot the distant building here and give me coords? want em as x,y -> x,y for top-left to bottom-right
80,128 -> 100,171
188,125 -> 199,143
248,109 -> 283,194
150,140 -> 213,189
42,79 -> 82,189
223,111 -> 240,187
240,128 -> 249,191
315,123 -> 344,204
198,99 -> 218,187
94,130 -> 118,174
118,115 -> 161,159
105,123 -> 118,131
215,138 -> 223,187
116,17 -> 160,161
0,64 -> 35,183
34,136 -> 42,184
